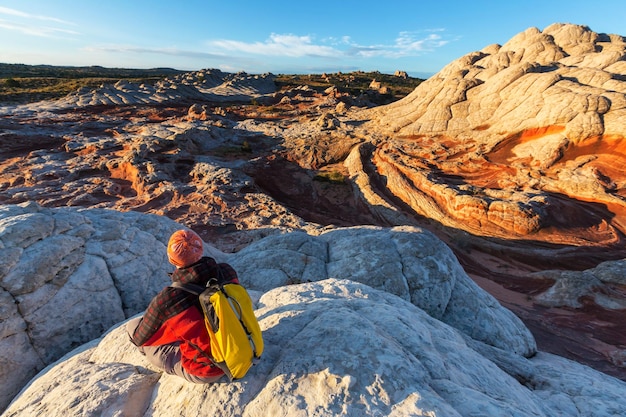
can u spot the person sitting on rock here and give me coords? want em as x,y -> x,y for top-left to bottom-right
126,229 -> 238,383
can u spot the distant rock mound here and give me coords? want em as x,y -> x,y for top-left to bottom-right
531,258 -> 626,310
4,279 -> 626,417
362,23 -> 626,242
0,70 -> 277,116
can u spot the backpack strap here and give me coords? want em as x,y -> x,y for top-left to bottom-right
170,263 -> 233,294
170,281 -> 206,295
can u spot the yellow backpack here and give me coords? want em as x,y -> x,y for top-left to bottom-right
171,279 -> 264,380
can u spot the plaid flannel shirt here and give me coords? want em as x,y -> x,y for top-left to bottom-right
131,257 -> 239,346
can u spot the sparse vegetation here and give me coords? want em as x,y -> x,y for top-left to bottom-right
275,70 -> 424,100
0,63 -> 182,79
213,142 -> 254,157
4,77 -> 20,87
0,63 -> 182,104
0,76 -> 160,104
0,64 -> 425,105
313,170 -> 346,184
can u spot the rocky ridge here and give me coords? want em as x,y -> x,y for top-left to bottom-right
364,23 -> 626,242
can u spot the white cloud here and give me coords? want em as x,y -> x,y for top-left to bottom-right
0,6 -> 75,25
82,45 -> 259,70
0,6 -> 78,38
86,45 -> 228,60
208,30 -> 451,60
394,31 -> 450,53
211,33 -> 340,58
0,19 -> 78,37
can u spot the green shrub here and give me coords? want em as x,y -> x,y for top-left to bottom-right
313,171 -> 345,184
5,78 -> 20,87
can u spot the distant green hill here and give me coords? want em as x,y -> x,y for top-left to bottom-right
0,63 -> 183,79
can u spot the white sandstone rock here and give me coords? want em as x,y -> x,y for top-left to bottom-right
226,224 -> 537,358
0,203 -> 187,410
4,279 -> 626,417
1,204 -> 537,412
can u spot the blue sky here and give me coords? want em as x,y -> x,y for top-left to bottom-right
0,1 -> 624,78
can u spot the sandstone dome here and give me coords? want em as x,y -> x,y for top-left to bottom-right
362,23 -> 626,241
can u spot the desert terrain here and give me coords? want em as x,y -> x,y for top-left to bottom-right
1,22 -> 625,382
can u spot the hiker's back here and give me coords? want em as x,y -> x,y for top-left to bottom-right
172,265 -> 264,380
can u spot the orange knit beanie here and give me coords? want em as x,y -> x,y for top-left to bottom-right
167,230 -> 204,268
